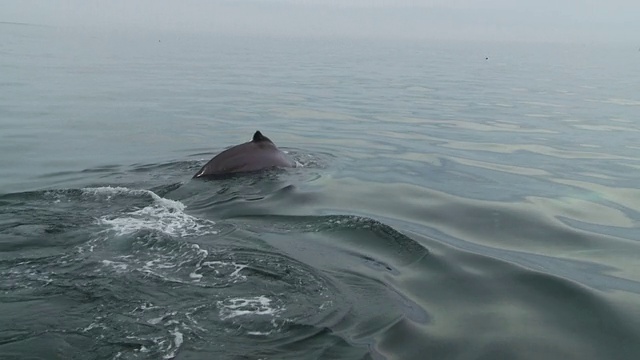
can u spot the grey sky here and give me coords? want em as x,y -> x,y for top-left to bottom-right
2,0 -> 637,43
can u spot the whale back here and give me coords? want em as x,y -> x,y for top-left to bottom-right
193,131 -> 294,178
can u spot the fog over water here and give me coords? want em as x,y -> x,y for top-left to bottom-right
2,0 -> 638,43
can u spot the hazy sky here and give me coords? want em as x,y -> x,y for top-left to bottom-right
2,0 -> 637,43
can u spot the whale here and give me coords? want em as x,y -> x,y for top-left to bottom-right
193,131 -> 295,179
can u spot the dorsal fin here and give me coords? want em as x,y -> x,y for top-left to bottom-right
252,131 -> 272,143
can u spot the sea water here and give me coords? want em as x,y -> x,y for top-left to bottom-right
1,23 -> 640,359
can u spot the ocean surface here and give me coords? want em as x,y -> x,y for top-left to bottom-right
2,23 -> 640,360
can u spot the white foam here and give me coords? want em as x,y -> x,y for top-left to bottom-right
163,328 -> 184,360
148,316 -> 164,325
82,321 -> 107,332
87,298 -> 189,360
191,261 -> 247,283
171,328 -> 183,350
4,266 -> 53,288
87,186 -> 217,237
217,296 -> 281,320
247,330 -> 274,336
101,260 -> 128,272
82,186 -> 150,199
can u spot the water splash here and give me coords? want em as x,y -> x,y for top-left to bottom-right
81,186 -> 218,237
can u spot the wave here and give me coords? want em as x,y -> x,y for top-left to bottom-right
5,165 -> 638,359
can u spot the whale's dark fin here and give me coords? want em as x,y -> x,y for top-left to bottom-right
252,131 -> 272,143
